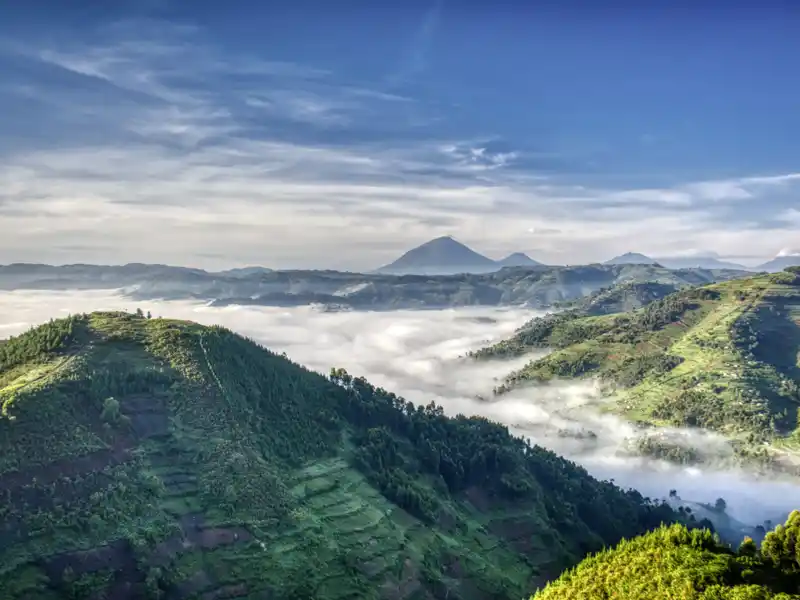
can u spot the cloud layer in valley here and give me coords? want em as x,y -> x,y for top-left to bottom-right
1,289 -> 798,529
1,7 -> 800,269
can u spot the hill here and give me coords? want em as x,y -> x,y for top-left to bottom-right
553,281 -> 684,315
759,255 -> 800,273
475,268 -> 800,463
376,236 -> 498,275
496,253 -> 543,268
0,312 -> 685,599
604,252 -> 658,266
532,512 -> 800,599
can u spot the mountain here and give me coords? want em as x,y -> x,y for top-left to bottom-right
376,236 -> 499,275
533,514 -> 800,599
496,252 -> 543,268
213,266 -> 273,278
604,252 -> 658,266
758,255 -> 800,273
476,268 -> 800,466
0,311 -> 685,599
656,256 -> 750,271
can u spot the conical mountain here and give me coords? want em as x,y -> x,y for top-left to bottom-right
377,236 -> 498,275
496,252 -> 543,267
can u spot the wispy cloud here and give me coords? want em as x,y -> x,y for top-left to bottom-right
387,0 -> 444,86
0,17 -> 799,269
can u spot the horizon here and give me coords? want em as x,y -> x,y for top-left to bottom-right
1,2 -> 799,270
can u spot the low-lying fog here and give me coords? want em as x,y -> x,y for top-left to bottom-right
1,289 -> 798,530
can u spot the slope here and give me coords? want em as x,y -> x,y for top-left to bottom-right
478,268 -> 800,459
0,312 -> 684,600
532,512 -> 800,600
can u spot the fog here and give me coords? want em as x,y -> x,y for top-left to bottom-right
1,288 -> 799,529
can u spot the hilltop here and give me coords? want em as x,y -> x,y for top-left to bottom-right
604,252 -> 658,266
496,253 -> 543,268
533,513 -> 800,599
476,268 -> 800,463
0,311 -> 684,599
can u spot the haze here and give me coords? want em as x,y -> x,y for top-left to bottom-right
2,288 -> 798,528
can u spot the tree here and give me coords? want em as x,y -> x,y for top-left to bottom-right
714,497 -> 727,513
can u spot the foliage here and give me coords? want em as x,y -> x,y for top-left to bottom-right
532,512 -> 800,599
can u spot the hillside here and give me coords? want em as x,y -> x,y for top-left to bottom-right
376,236 -> 499,275
553,281 -> 684,315
0,312 -> 684,599
477,268 -> 800,463
532,512 -> 800,599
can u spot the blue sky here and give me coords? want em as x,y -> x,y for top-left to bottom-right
0,1 -> 798,269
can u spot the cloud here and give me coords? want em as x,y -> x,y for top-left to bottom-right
1,17 -> 800,269
778,247 -> 800,257
1,290 -> 797,529
387,0 -> 444,85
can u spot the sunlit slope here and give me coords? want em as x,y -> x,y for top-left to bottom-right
532,512 -> 800,600
479,269 -> 800,446
0,311 -> 681,599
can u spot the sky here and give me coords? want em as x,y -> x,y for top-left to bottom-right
0,1 -> 799,270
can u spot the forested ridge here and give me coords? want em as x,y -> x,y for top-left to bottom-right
475,271 -> 800,469
0,311 -> 690,599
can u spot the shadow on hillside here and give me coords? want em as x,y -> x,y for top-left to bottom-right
747,298 -> 800,433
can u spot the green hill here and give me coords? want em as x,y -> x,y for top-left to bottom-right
477,268 -> 800,464
552,281 -> 683,316
0,311 -> 682,599
532,511 -> 800,599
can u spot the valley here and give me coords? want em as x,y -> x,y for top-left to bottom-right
1,270 -> 799,599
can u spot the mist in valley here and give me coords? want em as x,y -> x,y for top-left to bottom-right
1,288 -> 798,532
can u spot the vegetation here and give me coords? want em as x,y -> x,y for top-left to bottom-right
0,310 -> 688,599
533,511 -> 800,599
481,272 -> 800,457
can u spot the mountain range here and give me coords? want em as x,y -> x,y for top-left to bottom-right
376,236 -> 542,275
606,251 -> 800,272
0,261 -> 750,312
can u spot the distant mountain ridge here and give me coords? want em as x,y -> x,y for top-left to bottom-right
605,252 -> 658,266
757,255 -> 800,272
606,252 -> 752,271
376,236 -> 542,275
